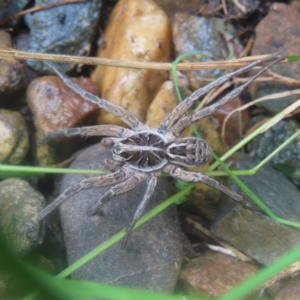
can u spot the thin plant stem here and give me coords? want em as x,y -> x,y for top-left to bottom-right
0,48 -> 286,70
0,164 -> 105,176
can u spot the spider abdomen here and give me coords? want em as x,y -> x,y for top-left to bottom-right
111,131 -> 168,171
167,137 -> 212,167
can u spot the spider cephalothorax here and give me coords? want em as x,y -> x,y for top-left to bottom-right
103,132 -> 212,171
38,53 -> 285,245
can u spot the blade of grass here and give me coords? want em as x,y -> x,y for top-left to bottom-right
0,164 -> 105,178
63,279 -> 203,300
213,154 -> 300,228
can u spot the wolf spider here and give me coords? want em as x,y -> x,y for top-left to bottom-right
38,53 -> 285,245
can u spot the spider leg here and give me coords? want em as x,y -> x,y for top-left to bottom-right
43,61 -> 147,131
40,125 -> 134,144
169,53 -> 286,138
122,172 -> 159,248
164,163 -> 244,203
158,52 -> 280,134
86,171 -> 147,217
103,158 -> 123,173
38,165 -> 132,220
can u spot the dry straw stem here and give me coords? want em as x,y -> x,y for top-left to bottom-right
192,73 -> 300,114
221,89 -> 300,141
0,48 -> 287,71
186,217 -> 251,262
255,260 -> 300,293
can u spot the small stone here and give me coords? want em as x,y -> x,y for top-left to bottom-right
59,143 -> 183,292
91,0 -> 172,126
211,152 -> 300,265
0,109 -> 29,164
0,30 -> 27,99
180,250 -> 257,298
0,178 -> 46,255
26,0 -> 102,73
0,0 -> 30,26
250,2 -> 300,113
27,75 -> 100,166
172,13 -> 243,90
146,80 -> 178,128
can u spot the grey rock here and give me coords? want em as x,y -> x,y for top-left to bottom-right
211,152 -> 300,265
0,178 -> 46,255
26,0 -> 102,73
172,14 -> 243,90
250,2 -> 300,113
60,143 -> 183,292
247,119 -> 300,187
0,0 -> 29,26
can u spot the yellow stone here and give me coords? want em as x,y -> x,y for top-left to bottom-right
146,81 -> 178,128
91,0 -> 172,126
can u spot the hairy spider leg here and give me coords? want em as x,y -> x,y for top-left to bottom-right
38,165 -> 133,220
122,172 -> 159,248
86,172 -> 147,217
171,53 -> 286,138
164,164 -> 242,202
102,158 -> 124,173
40,125 -> 134,144
158,52 -> 280,134
43,61 -> 147,131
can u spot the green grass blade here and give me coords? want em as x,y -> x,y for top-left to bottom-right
287,55 -> 300,62
0,164 -> 105,178
63,279 -> 203,300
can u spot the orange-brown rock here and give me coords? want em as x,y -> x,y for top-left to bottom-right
27,76 -> 100,166
91,0 -> 172,126
180,251 -> 257,298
